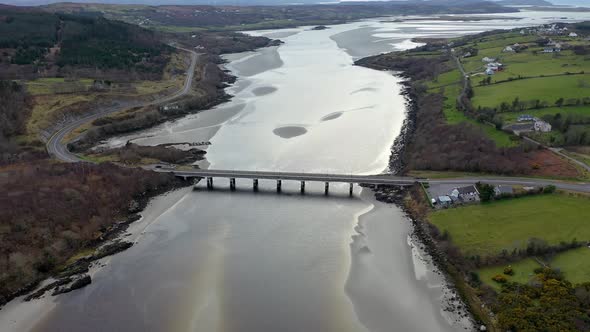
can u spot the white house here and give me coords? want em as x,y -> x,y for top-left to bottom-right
485,68 -> 494,75
450,185 -> 480,202
569,32 -> 578,38
482,57 -> 495,63
534,120 -> 552,132
503,46 -> 515,53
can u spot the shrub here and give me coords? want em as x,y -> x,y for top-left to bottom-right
503,266 -> 514,276
492,274 -> 508,283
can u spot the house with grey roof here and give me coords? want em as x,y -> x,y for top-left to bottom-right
494,185 -> 514,197
450,185 -> 480,203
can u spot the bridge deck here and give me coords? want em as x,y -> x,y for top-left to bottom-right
172,169 -> 416,185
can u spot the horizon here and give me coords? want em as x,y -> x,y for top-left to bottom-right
1,0 -> 589,8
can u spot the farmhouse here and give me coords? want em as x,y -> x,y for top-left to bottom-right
450,185 -> 480,202
482,57 -> 495,63
485,68 -> 494,75
534,120 -> 552,132
569,32 -> 578,38
503,46 -> 515,53
517,114 -> 534,122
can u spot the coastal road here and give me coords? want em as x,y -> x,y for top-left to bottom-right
426,177 -> 590,194
46,46 -> 199,163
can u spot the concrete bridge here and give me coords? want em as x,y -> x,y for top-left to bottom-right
171,169 -> 416,196
166,168 -> 590,196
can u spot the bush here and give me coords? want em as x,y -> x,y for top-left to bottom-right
543,185 -> 556,194
492,274 -> 508,283
503,266 -> 514,276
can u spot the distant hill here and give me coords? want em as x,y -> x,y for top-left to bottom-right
0,5 -> 171,79
495,0 -> 552,5
38,1 -> 517,31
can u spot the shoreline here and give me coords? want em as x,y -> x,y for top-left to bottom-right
353,51 -> 478,327
347,186 -> 474,332
0,186 -> 194,331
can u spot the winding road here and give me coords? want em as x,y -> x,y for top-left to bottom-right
46,46 -> 199,163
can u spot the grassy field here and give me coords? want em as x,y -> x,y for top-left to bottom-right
477,246 -> 590,290
429,194 -> 590,257
551,247 -> 590,285
433,79 -> 519,147
478,258 -> 541,291
498,105 -> 590,123
472,74 -> 590,109
24,78 -> 94,96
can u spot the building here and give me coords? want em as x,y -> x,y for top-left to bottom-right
485,68 -> 494,75
494,185 -> 514,197
437,196 -> 452,206
534,120 -> 552,132
503,46 -> 515,53
569,32 -> 578,38
543,43 -> 562,53
518,114 -> 534,122
450,185 -> 480,202
482,57 -> 495,63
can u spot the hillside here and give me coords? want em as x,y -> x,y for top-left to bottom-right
356,22 -> 590,177
41,1 -> 517,31
0,5 -> 172,80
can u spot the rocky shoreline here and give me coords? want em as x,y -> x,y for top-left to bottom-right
357,59 -> 479,327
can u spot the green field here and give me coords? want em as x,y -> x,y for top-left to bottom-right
477,247 -> 590,290
551,247 -> 590,285
433,80 -> 519,147
472,74 -> 590,109
499,106 -> 590,123
478,258 -> 541,291
429,194 -> 590,257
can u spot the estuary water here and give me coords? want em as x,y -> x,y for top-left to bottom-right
2,11 -> 588,332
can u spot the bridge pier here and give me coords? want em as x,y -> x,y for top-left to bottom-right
300,181 -> 305,194
230,178 -> 236,191
277,180 -> 282,193
349,183 -> 354,197
206,177 -> 213,189
324,182 -> 329,195
253,179 -> 259,192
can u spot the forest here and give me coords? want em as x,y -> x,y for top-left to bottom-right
0,6 -> 171,79
0,161 -> 185,307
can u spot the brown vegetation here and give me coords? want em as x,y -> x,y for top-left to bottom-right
0,161 -> 187,306
100,142 -> 206,165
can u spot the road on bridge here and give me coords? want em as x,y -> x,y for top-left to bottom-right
168,169 -> 590,194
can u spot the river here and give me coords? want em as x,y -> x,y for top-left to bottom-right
2,11 -> 588,332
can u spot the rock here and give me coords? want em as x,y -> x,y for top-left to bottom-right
23,278 -> 73,301
480,325 -> 487,331
312,25 -> 329,30
53,275 -> 92,295
92,241 -> 134,260
59,260 -> 90,278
